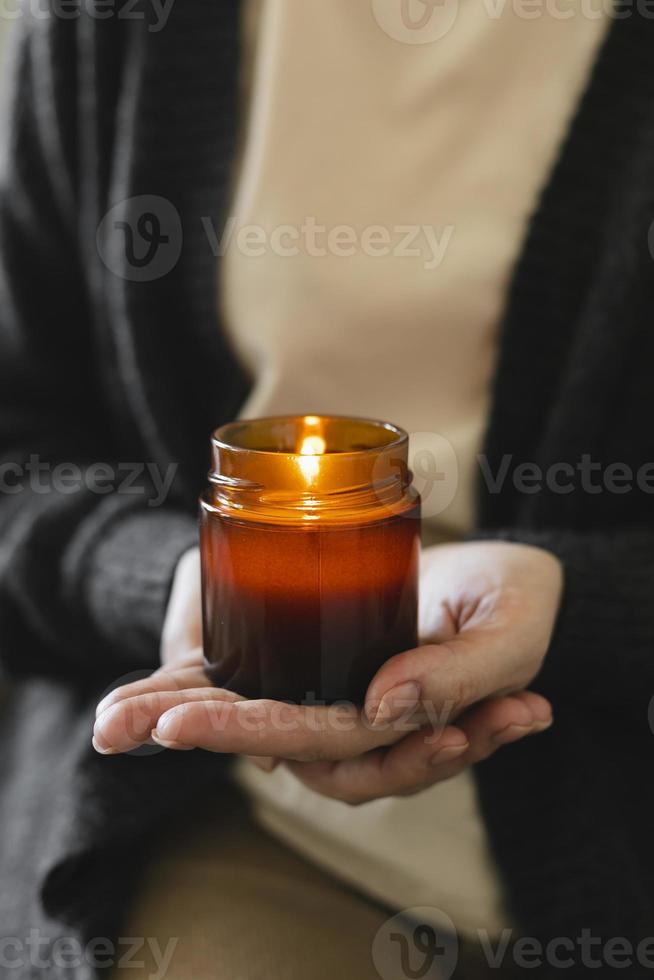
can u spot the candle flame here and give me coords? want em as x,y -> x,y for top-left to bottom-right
300,435 -> 326,455
297,432 -> 326,485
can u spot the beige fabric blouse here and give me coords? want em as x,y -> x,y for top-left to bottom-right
220,0 -> 610,935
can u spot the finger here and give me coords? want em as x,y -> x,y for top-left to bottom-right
92,687 -> 244,755
95,662 -> 214,718
288,691 -> 553,804
161,548 -> 202,665
458,690 -> 553,764
418,691 -> 554,783
364,632 -> 526,728
287,724 -> 469,805
150,699 -> 418,760
364,643 -> 458,727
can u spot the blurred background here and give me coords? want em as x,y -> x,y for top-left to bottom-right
0,19 -> 11,81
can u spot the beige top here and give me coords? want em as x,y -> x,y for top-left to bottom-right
222,0 -> 610,935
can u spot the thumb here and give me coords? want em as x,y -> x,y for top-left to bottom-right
364,633 -> 509,729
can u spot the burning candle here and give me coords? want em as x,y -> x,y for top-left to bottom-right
200,415 -> 420,704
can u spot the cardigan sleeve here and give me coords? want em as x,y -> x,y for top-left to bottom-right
476,527 -> 654,706
0,17 -> 197,682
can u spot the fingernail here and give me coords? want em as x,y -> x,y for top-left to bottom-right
493,716 -> 554,746
491,723 -> 533,746
366,681 -> 421,728
150,729 -> 192,750
430,742 -> 468,766
92,736 -> 118,756
245,755 -> 279,773
155,708 -> 184,741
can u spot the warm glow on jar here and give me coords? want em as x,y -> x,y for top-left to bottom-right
200,415 -> 421,704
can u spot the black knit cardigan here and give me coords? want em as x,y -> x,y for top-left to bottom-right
2,4 -> 654,978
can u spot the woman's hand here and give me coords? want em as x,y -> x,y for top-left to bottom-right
92,540 -> 561,803
94,547 -> 418,760
364,539 -> 563,728
285,689 -> 552,805
92,644 -> 427,760
288,539 -> 562,803
92,643 -> 553,788
93,651 -> 553,799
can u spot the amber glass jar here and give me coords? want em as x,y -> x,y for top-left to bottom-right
200,415 -> 420,704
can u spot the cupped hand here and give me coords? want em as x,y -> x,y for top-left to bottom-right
92,644 -> 552,783
93,645 -> 418,760
363,540 -> 563,728
93,540 -> 560,803
286,689 -> 552,805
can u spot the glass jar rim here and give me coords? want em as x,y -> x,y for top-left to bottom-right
211,414 -> 408,458
206,414 -> 414,524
